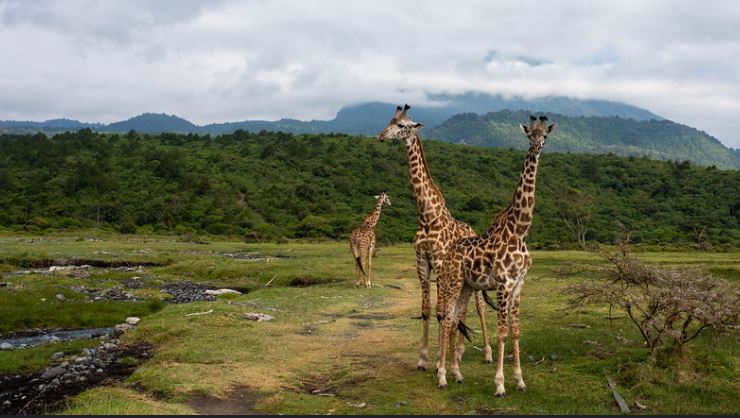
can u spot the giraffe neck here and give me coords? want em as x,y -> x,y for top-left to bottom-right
405,132 -> 450,225
363,198 -> 384,228
491,145 -> 541,239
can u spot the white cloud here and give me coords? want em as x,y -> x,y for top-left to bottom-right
0,0 -> 739,147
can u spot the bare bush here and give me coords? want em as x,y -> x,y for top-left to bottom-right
566,243 -> 739,354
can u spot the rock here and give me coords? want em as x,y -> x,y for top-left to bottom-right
103,343 -> 117,350
74,356 -> 89,363
50,378 -> 60,387
51,352 -> 64,361
549,353 -> 559,361
348,402 -> 366,408
60,361 -> 70,368
114,323 -> 132,334
55,293 -> 66,301
0,343 -> 13,350
37,384 -> 45,391
126,316 -> 140,325
49,335 -> 61,342
204,288 -> 242,296
242,312 -> 274,322
3,400 -> 10,406
40,366 -> 67,380
635,401 -> 647,410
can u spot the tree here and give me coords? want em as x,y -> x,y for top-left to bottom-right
558,187 -> 595,248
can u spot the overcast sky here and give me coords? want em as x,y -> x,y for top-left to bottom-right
1,0 -> 739,147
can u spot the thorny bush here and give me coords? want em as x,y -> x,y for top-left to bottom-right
565,242 -> 739,355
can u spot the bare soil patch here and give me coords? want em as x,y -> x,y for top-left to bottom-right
186,385 -> 261,415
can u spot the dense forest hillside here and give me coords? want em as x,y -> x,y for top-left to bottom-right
428,110 -> 740,169
0,130 -> 738,246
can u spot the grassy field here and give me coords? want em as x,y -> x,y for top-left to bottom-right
0,232 -> 738,414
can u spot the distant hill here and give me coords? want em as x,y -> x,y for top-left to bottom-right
0,93 -> 661,136
1,93 -> 738,168
427,110 -> 740,169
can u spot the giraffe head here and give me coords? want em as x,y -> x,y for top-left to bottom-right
519,115 -> 556,151
377,104 -> 424,144
374,191 -> 392,206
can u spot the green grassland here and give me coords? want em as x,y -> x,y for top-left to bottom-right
0,233 -> 738,414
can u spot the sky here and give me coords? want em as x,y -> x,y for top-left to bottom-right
1,0 -> 739,148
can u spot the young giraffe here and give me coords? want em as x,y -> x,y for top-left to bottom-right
435,115 -> 555,397
378,105 -> 494,369
349,192 -> 391,288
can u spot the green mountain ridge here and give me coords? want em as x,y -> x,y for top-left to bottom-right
427,110 -> 740,169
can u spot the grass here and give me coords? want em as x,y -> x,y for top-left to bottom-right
0,232 -> 738,414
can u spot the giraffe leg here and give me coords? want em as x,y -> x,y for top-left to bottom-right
455,301 -> 468,361
450,287 -> 473,384
416,250 -> 432,371
350,241 -> 360,288
437,259 -> 464,389
511,280 -> 526,391
494,291 -> 510,398
475,291 -> 494,364
366,244 -> 374,288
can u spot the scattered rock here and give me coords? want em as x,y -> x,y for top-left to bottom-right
55,294 -> 66,301
204,288 -> 242,296
125,317 -> 140,325
51,352 -> 64,361
0,343 -> 13,350
2,401 -> 9,406
113,323 -> 131,334
347,402 -> 366,408
40,367 -> 66,380
549,353 -> 559,361
160,281 -> 215,303
102,343 -> 117,350
242,313 -> 273,322
635,401 -> 647,410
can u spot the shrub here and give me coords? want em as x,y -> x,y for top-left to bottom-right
565,243 -> 739,357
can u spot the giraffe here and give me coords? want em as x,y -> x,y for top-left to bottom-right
377,104 -> 494,369
435,115 -> 555,397
349,191 -> 391,288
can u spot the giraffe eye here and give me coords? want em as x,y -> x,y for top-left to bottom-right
397,123 -> 405,128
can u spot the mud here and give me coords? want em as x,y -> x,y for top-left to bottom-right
288,277 -> 333,287
186,385 -> 261,415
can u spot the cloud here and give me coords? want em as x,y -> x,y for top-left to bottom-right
0,0 -> 739,147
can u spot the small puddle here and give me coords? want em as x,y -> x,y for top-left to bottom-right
0,327 -> 114,349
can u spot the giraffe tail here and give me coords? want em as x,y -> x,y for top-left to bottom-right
482,291 -> 497,310
354,256 -> 367,277
457,320 -> 473,342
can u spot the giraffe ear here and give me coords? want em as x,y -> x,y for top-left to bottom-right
546,123 -> 556,133
413,122 -> 424,128
519,124 -> 529,134
374,195 -> 380,199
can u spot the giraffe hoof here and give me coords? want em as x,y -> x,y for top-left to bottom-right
416,365 -> 426,372
438,383 -> 448,389
494,392 -> 506,398
483,359 -> 493,364
456,378 -> 464,384
516,384 -> 527,392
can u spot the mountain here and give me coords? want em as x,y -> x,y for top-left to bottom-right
1,93 -> 737,168
105,113 -> 198,133
426,110 -> 740,169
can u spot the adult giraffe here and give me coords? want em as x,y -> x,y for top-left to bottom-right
435,115 -> 555,397
378,104 -> 493,370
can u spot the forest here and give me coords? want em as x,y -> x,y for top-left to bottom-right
0,129 -> 738,247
